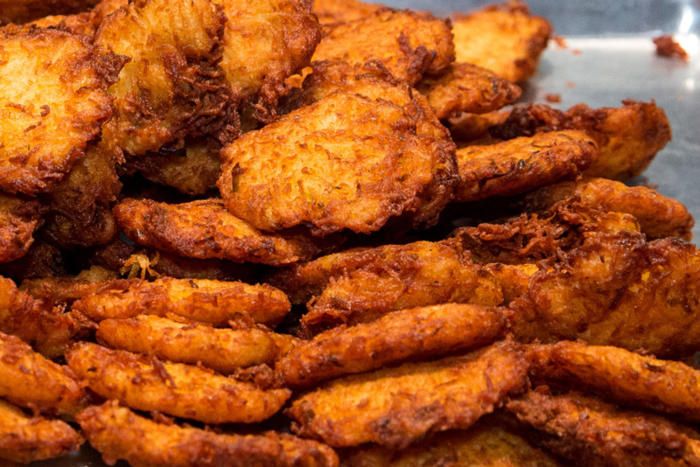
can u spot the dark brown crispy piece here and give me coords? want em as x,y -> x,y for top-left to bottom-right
288,341 -> 528,448
219,79 -> 457,236
115,198 -> 319,265
20,266 -> 123,307
299,240 -> 504,334
531,341 -> 700,422
97,315 -> 285,373
0,0 -> 98,24
72,276 -> 290,326
506,389 -> 700,466
0,241 -> 66,282
312,9 -> 454,85
654,35 -> 689,61
96,0 -> 228,156
0,332 -> 85,416
0,195 -> 43,264
511,232 -> 700,356
67,343 -> 291,424
491,101 -> 672,180
79,401 -> 338,467
455,130 -> 597,202
416,63 -> 522,119
312,0 -> 384,25
524,178 -> 694,240
343,418 -> 559,466
452,3 -> 551,82
0,26 -> 116,195
279,304 -> 505,387
0,400 -> 83,464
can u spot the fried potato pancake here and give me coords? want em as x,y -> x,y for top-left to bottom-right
0,276 -> 82,357
0,241 -> 66,282
452,3 -> 551,83
0,27 -> 116,195
128,141 -> 221,196
343,418 -> 558,467
0,195 -> 42,264
115,198 -> 319,265
455,130 -> 598,202
279,304 -> 505,387
288,341 -> 528,448
0,0 -> 98,24
20,266 -> 122,307
532,341 -> 700,422
511,233 -> 700,356
0,400 -> 83,464
67,343 -> 291,424
506,389 -> 700,466
299,240 -> 504,334
416,63 -> 522,119
213,0 -> 320,116
72,276 -> 290,326
78,401 -> 339,467
312,10 -> 454,85
524,178 -> 694,240
219,80 -> 457,237
96,0 -> 227,156
492,101 -> 672,180
97,315 -> 283,373
312,0 -> 384,25
0,332 -> 85,416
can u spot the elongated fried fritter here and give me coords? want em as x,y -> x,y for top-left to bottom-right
0,400 -> 83,464
524,178 -> 694,240
0,332 -> 85,416
312,10 -> 454,85
511,233 -> 700,356
299,240 -> 504,334
79,402 -> 338,467
0,276 -> 82,357
115,198 -> 319,265
72,276 -> 290,326
506,389 -> 700,467
0,195 -> 42,264
20,266 -> 122,307
96,0 -> 228,156
491,101 -> 672,180
416,63 -> 522,119
288,341 -> 528,448
531,341 -> 700,422
219,80 -> 457,236
456,130 -> 598,202
452,3 -> 551,83
279,304 -> 505,387
0,26 -> 116,195
0,0 -> 98,24
343,418 -> 559,467
67,343 -> 291,424
213,0 -> 320,118
97,315 -> 284,373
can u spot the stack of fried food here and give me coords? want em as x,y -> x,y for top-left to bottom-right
0,0 -> 696,465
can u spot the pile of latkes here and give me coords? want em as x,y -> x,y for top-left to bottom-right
0,0 -> 697,465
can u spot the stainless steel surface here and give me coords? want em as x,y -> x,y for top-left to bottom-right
42,1 -> 700,465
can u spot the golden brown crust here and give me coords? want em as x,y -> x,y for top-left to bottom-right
0,195 -> 43,264
506,389 -> 700,466
0,400 -> 83,464
455,130 -> 598,202
97,315 -> 284,373
524,178 -> 694,240
78,401 -> 338,467
67,342 -> 291,424
0,0 -> 99,24
312,0 -> 385,25
115,198 -> 319,265
416,63 -> 522,119
452,3 -> 552,82
0,332 -> 85,416
0,26 -> 117,195
531,341 -> 700,422
288,341 -> 529,448
299,240 -> 504,334
20,266 -> 122,307
312,9 -> 454,85
279,304 -> 505,387
72,276 -> 290,326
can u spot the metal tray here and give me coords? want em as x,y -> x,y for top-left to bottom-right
41,1 -> 700,465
